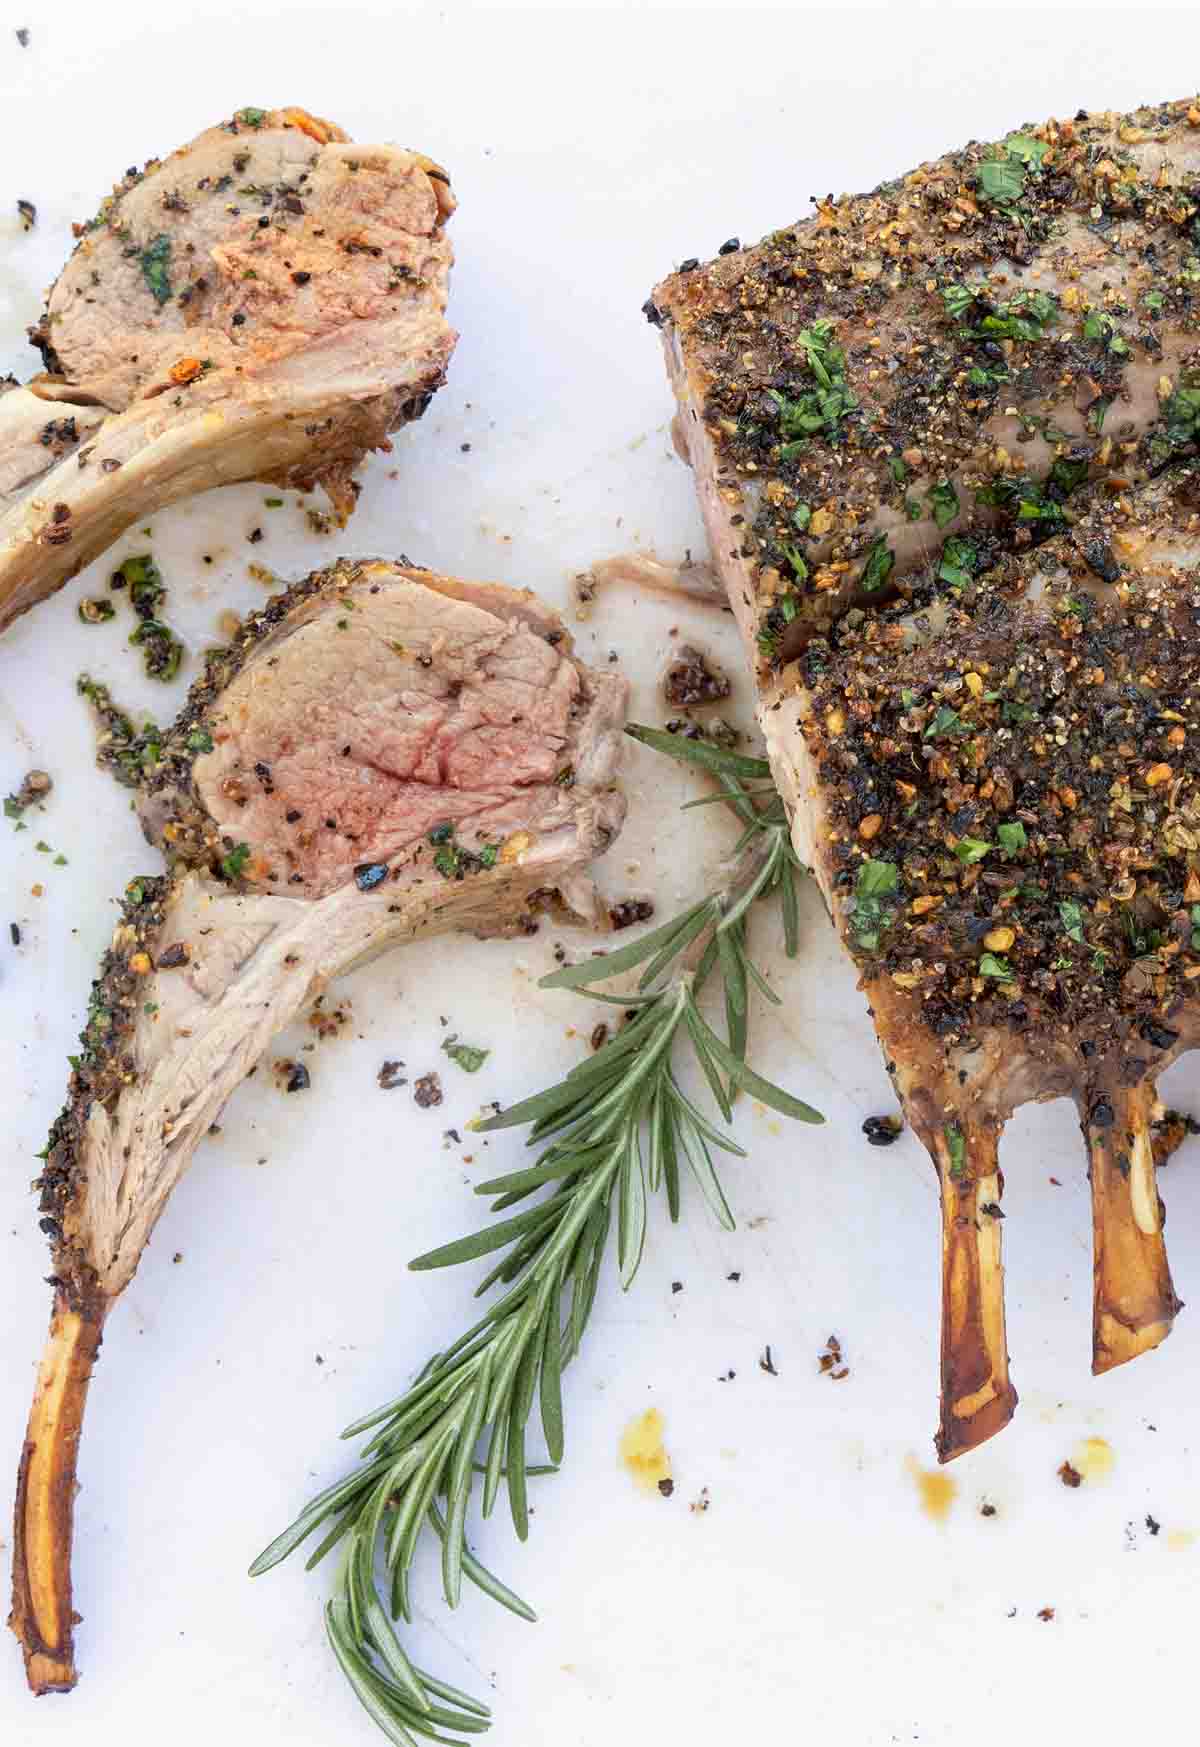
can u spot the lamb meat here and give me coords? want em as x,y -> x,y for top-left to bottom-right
651,96 -> 1200,658
10,559 -> 627,1694
652,97 -> 1200,1460
0,107 -> 455,633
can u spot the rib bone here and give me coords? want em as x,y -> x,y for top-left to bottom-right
9,559 -> 627,1692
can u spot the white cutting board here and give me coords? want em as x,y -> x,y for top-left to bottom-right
2,6 -> 1199,1745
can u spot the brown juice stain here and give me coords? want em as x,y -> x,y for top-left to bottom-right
906,1453 -> 957,1522
620,1408 -> 671,1493
1072,1436 -> 1115,1483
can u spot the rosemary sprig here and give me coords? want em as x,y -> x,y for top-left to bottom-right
250,726 -> 821,1744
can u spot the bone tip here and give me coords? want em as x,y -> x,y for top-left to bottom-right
1092,1307 -> 1178,1375
21,1645 -> 79,1696
935,1382 -> 1019,1464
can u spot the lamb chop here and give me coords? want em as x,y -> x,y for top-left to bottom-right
9,559 -> 627,1695
0,106 -> 455,633
651,96 -> 1200,1459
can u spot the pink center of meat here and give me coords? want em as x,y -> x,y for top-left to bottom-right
195,584 -> 579,896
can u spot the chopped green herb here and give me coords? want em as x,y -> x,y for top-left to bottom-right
937,536 -> 976,592
954,836 -> 991,864
186,729 -> 214,753
977,156 -> 1026,205
35,840 -> 50,853
264,496 -> 284,508
220,842 -> 251,880
478,843 -> 498,869
860,535 -> 894,593
904,496 -> 923,521
78,597 -> 116,624
139,235 -> 173,306
144,1002 -> 160,1016
924,705 -> 963,740
235,106 -> 268,128
940,283 -> 978,320
1191,905 -> 1200,952
442,1038 -> 490,1074
1049,455 -> 1090,495
944,1122 -> 967,1181
1163,384 -> 1200,450
433,843 -> 461,879
1004,133 -> 1050,168
782,545 -> 808,582
1144,290 -> 1165,314
849,858 -> 898,953
791,503 -> 812,531
857,859 -> 898,899
129,619 -> 184,682
1002,698 -> 1036,725
979,952 -> 1013,981
768,319 -> 858,442
1059,900 -> 1084,942
996,821 -> 1027,856
927,481 -> 960,529
886,457 -> 908,484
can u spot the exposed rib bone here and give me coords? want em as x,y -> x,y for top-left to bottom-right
928,1118 -> 1017,1461
1084,1079 -> 1181,1374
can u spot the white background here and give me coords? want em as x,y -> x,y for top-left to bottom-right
2,6 -> 1200,1745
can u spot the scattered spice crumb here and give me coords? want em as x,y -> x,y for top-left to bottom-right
10,923 -> 21,946
689,1486 -> 711,1515
727,1271 -> 741,1283
657,1477 -> 674,1498
1049,1176 -> 1062,1187
663,643 -> 731,709
414,1072 -> 443,1108
589,1022 -> 609,1052
5,769 -> 52,821
315,1354 -> 324,1365
1037,1607 -> 1056,1623
759,1345 -> 778,1376
862,1114 -> 903,1147
1146,1514 -> 1161,1536
307,996 -> 350,1040
619,1408 -> 671,1493
609,898 -> 655,931
443,1127 -> 461,1145
172,1252 -> 183,1264
818,1334 -> 849,1380
15,27 -> 30,46
1058,1460 -> 1083,1489
377,1060 -> 406,1090
285,1062 -> 310,1093
31,884 -> 43,898
17,199 -> 36,231
671,1281 -> 683,1294
980,1500 -> 998,1518
717,1368 -> 736,1382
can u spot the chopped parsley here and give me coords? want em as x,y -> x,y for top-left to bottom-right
978,952 -> 1013,982
924,706 -> 963,740
186,729 -> 214,754
860,535 -> 894,593
849,858 -> 898,953
944,1122 -> 967,1181
442,1037 -> 490,1074
768,318 -> 858,443
139,235 -> 173,306
235,106 -> 268,128
937,536 -> 977,592
791,503 -> 812,532
954,836 -> 991,864
1059,900 -> 1085,943
996,821 -> 1027,856
220,842 -> 251,880
927,481 -> 960,529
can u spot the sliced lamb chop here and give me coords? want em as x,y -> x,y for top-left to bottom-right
652,98 -> 1200,1459
0,106 -> 455,633
10,559 -> 627,1695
